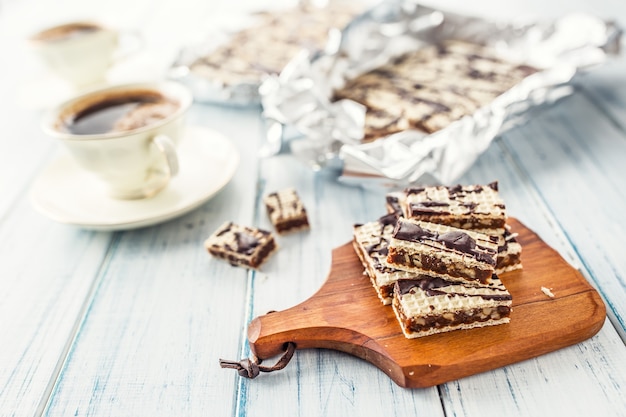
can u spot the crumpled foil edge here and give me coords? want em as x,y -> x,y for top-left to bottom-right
259,1 -> 623,188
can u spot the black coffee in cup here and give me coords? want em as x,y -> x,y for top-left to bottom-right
44,81 -> 192,199
59,90 -> 180,135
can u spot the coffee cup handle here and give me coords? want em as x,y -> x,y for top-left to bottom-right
114,30 -> 144,63
153,134 -> 179,177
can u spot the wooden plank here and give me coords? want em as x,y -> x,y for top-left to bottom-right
0,33 -> 57,220
238,155 -> 445,416
42,107 -> 263,417
442,91 -> 626,417
242,128 -> 626,415
577,57 -> 626,122
499,92 -> 626,339
0,196 -> 113,416
246,219 -> 605,388
1,1 -> 624,417
0,25 -> 116,417
43,213 -> 249,417
440,322 -> 626,416
240,91 -> 626,416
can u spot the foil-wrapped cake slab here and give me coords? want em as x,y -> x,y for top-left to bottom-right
259,1 -> 622,187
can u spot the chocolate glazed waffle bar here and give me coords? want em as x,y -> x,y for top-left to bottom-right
392,275 -> 512,338
387,182 -> 522,274
387,218 -> 498,285
190,3 -> 357,86
353,213 -> 513,338
351,182 -> 520,339
403,182 -> 506,229
333,40 -> 536,142
353,213 -> 417,305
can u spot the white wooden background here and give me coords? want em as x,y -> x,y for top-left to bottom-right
1,0 -> 626,416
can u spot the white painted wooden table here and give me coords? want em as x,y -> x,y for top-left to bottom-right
1,0 -> 626,416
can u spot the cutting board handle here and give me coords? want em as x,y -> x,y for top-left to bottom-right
247,243 -> 379,359
242,219 -> 606,388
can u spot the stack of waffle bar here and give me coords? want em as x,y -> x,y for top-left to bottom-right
353,182 -> 521,339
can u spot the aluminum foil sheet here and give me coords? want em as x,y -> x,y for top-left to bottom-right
259,0 -> 622,188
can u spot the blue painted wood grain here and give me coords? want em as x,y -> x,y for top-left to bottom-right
1,1 -> 626,416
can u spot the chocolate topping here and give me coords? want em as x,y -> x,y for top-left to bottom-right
217,222 -> 269,255
408,184 -> 487,199
235,232 -> 261,255
419,201 -> 449,207
396,277 -> 512,301
370,68 -> 396,79
392,219 -> 496,265
366,240 -> 388,258
409,201 -> 450,216
378,212 -> 399,227
461,202 -> 478,211
216,224 -> 232,237
363,213 -> 399,259
397,276 -> 452,296
386,195 -> 403,213
405,187 -> 425,195
437,231 -> 476,252
448,184 -> 463,194
403,183 -> 506,229
393,220 -> 431,242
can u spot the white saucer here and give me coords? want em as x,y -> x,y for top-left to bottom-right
30,126 -> 239,231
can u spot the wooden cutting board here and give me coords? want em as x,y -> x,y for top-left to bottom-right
247,218 -> 606,388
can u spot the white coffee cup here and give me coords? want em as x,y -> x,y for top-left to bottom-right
42,81 -> 193,200
29,21 -> 142,89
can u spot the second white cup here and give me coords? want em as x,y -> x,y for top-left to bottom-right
29,21 -> 142,89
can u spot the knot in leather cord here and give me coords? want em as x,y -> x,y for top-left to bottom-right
235,358 -> 260,378
219,342 -> 296,379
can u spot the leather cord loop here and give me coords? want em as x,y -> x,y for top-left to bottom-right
219,342 -> 296,379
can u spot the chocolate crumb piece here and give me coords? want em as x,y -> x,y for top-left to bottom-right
204,221 -> 278,270
264,188 -> 310,234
